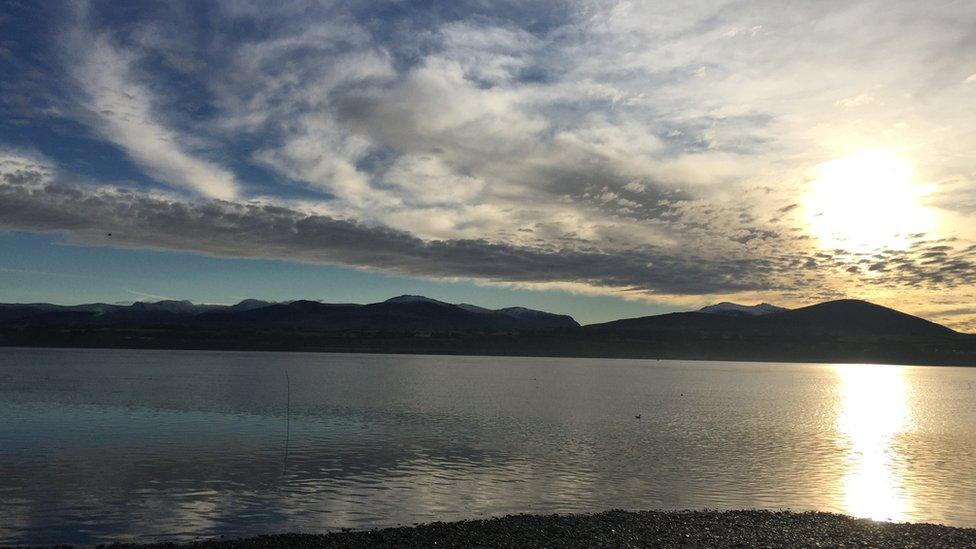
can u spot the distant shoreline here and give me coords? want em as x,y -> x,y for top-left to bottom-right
106,509 -> 976,548
3,331 -> 976,368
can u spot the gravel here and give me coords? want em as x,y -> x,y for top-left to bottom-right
102,509 -> 976,548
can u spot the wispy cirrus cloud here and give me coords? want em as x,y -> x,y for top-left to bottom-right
62,5 -> 240,200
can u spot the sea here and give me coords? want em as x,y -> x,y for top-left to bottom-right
1,347 -> 975,544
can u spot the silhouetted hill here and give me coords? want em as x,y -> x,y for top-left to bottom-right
768,299 -> 956,337
699,302 -> 788,316
586,311 -> 742,332
0,303 -> 122,323
587,299 -> 957,338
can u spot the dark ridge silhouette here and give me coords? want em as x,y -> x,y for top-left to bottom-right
587,299 -> 957,338
768,299 -> 956,337
1,296 -> 973,366
0,295 -> 580,332
698,302 -> 789,316
585,311 -> 744,333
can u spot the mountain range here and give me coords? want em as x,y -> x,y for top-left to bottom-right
1,295 -> 973,366
0,295 -> 579,331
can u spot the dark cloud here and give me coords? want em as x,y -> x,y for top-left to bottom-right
938,307 -> 976,317
0,175 -> 782,295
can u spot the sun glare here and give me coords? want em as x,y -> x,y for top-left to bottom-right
805,151 -> 934,251
835,364 -> 915,522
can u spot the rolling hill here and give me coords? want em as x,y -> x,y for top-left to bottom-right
587,299 -> 957,338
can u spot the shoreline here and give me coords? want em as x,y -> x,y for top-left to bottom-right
105,510 -> 976,548
3,344 -> 974,369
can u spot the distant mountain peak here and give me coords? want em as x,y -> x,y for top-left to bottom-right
129,300 -> 201,314
699,302 -> 788,317
132,299 -> 192,306
496,306 -> 556,318
230,299 -> 272,311
457,303 -> 493,314
384,295 -> 448,305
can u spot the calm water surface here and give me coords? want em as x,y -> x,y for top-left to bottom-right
2,348 -> 976,544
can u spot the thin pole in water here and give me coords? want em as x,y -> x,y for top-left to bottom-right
281,367 -> 291,482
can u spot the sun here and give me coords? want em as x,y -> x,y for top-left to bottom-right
804,151 -> 934,251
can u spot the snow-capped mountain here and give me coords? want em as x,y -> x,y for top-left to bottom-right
698,302 -> 789,317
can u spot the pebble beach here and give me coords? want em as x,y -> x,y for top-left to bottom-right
108,509 -> 976,549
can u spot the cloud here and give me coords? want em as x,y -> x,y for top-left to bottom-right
3,158 -> 976,308
31,0 -> 974,249
63,9 -> 240,200
0,171 -> 779,296
836,93 -> 874,109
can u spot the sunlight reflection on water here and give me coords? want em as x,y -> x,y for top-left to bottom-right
834,364 -> 915,522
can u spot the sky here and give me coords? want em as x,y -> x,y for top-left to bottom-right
1,0 -> 975,329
